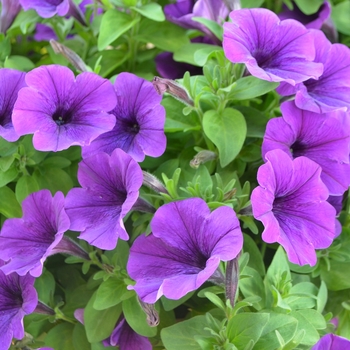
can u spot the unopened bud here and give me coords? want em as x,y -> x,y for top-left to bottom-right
142,171 -> 168,194
190,150 -> 217,169
138,297 -> 159,327
50,39 -> 88,72
152,76 -> 194,106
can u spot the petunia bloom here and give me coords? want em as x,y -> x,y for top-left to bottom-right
0,0 -> 22,33
0,262 -> 38,350
127,198 -> 243,303
278,1 -> 331,30
165,0 -> 229,43
12,65 -> 117,152
0,190 -> 74,277
82,72 -> 166,162
277,30 -> 350,113
19,0 -> 86,23
311,334 -> 350,349
251,149 -> 336,266
0,68 -> 26,142
262,101 -> 350,195
223,8 -> 323,84
65,149 -> 143,250
102,315 -> 152,350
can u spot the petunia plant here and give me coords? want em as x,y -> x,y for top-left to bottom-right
0,0 -> 350,349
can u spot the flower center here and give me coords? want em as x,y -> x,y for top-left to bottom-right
52,108 -> 73,126
290,140 -> 307,158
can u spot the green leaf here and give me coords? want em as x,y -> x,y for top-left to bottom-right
0,165 -> 18,187
94,277 -> 133,310
34,270 -> 55,305
33,167 -> 73,195
254,313 -> 298,350
227,313 -> 269,347
174,43 -> 221,66
15,175 -> 40,204
241,0 -> 264,7
136,19 -> 189,52
84,292 -> 122,342
203,108 -> 247,167
122,295 -> 158,337
0,186 -> 21,218
161,291 -> 195,311
223,76 -> 279,100
7,9 -> 39,34
332,1 -> 350,35
289,310 -> 324,346
266,246 -> 291,287
41,156 -> 71,168
317,281 -> 328,313
161,315 -> 210,350
4,55 -> 35,71
294,0 -> 324,15
73,323 -> 91,350
243,233 -> 265,276
131,3 -> 165,22
163,97 -> 200,133
45,323 -> 75,350
234,106 -> 270,138
194,46 -> 224,66
98,10 -> 140,50
192,17 -> 223,41
320,259 -> 350,291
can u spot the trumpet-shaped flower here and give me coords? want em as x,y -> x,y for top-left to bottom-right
65,149 -> 143,250
312,334 -> 350,349
262,101 -> 350,195
0,190 -> 70,277
0,68 -> 26,142
0,263 -> 37,350
82,72 -> 166,162
223,8 -> 323,84
0,0 -> 22,33
251,149 -> 336,266
20,0 -> 70,17
12,65 -> 116,152
277,30 -> 350,113
127,198 -> 243,303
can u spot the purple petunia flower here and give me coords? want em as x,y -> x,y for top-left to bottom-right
165,0 -> 228,42
223,8 -> 323,84
0,68 -> 26,142
311,334 -> 350,349
278,1 -> 331,30
20,0 -> 86,23
12,65 -> 117,152
65,149 -> 143,250
251,149 -> 336,266
102,315 -> 152,350
82,72 -> 166,162
0,262 -> 38,350
0,190 -> 71,277
262,101 -> 350,195
0,0 -> 22,33
277,30 -> 350,113
127,198 -> 243,303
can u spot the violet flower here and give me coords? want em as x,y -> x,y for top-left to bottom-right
0,68 -> 26,142
251,149 -> 336,266
0,262 -> 38,350
0,0 -> 22,33
12,64 -> 117,152
102,315 -> 152,350
278,1 -> 331,30
127,198 -> 243,303
312,334 -> 350,349
277,30 -> 350,113
82,72 -> 166,162
262,101 -> 350,195
0,190 -> 89,277
65,149 -> 143,250
165,0 -> 228,42
20,0 -> 85,23
223,8 -> 323,84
